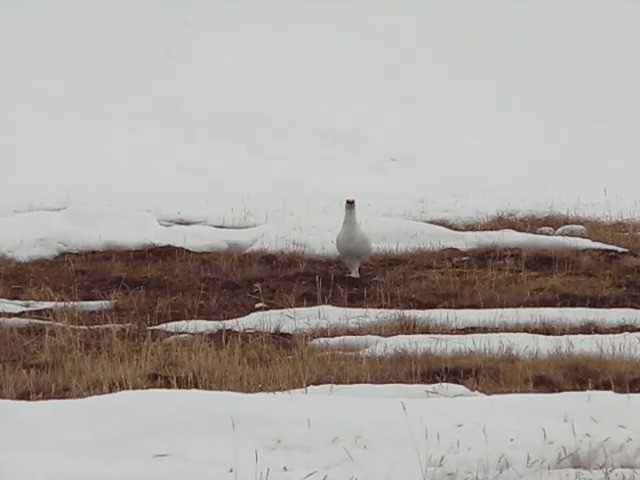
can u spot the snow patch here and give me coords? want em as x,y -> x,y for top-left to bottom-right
0,317 -> 131,330
150,305 -> 640,335
0,299 -> 115,314
313,332 -> 640,358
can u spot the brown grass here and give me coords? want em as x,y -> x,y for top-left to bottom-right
3,326 -> 640,400
2,215 -> 640,400
2,246 -> 640,328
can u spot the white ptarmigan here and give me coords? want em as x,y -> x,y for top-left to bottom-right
336,199 -> 372,278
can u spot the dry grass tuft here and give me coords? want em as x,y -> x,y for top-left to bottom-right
3,326 -> 640,400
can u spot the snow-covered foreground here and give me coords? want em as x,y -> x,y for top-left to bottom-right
1,388 -> 640,480
0,206 -> 626,261
151,306 -> 640,335
313,332 -> 640,358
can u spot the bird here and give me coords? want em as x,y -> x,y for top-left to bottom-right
336,199 -> 372,278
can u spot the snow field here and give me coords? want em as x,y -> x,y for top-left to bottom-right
0,206 -> 627,261
2,0 -> 640,226
1,388 -> 640,480
2,0 -> 640,477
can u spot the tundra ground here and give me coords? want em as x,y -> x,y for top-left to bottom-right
2,215 -> 640,400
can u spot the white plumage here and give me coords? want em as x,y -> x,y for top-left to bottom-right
336,199 -> 372,278
554,224 -> 589,238
536,226 -> 555,236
